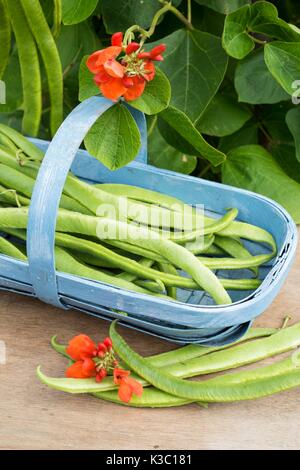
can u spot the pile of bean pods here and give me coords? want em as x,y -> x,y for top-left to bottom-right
0,123 -> 277,307
37,321 -> 300,408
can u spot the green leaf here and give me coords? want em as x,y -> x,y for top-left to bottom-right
159,105 -> 226,165
197,93 -> 251,137
149,29 -> 228,122
286,108 -> 300,162
264,42 -> 300,95
79,55 -> 99,102
235,50 -> 289,104
223,2 -> 300,60
194,0 -> 250,14
0,51 -> 23,114
129,68 -> 171,115
222,5 -> 254,59
218,122 -> 258,153
222,145 -> 300,222
102,0 -> 182,34
148,127 -> 197,175
61,0 -> 98,25
84,103 -> 141,171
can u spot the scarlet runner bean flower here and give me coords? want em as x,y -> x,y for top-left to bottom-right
64,334 -> 143,402
86,32 -> 166,101
114,368 -> 144,403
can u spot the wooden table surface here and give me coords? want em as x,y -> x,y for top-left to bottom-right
1,231 -> 300,451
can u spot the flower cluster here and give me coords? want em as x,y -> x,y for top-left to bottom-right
65,334 -> 143,403
87,32 -> 166,101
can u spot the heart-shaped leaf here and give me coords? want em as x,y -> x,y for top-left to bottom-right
223,2 -> 300,60
264,42 -> 300,95
129,68 -> 171,115
84,103 -> 141,171
222,144 -> 300,222
61,0 -> 98,25
197,93 -> 252,137
79,55 -> 99,102
194,0 -> 250,14
235,49 -> 289,104
149,29 -> 228,122
286,107 -> 300,162
159,105 -> 226,165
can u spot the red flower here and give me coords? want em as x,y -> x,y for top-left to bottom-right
111,32 -> 123,47
114,368 -> 143,403
86,35 -> 166,102
66,358 -> 96,379
66,334 -> 97,361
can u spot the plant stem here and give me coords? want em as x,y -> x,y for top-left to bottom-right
124,1 -> 193,46
187,0 -> 192,24
168,4 -> 194,30
198,163 -> 212,178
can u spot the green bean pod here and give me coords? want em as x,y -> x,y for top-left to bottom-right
110,322 -> 300,403
0,185 -> 29,207
5,0 -> 42,136
0,234 -> 161,297
38,324 -> 299,404
93,388 -> 193,408
146,328 -> 276,367
0,0 -> 11,79
51,328 -> 276,366
166,323 -> 300,378
157,262 -> 177,299
0,163 -> 92,214
52,0 -> 62,39
0,124 -> 44,160
219,221 -> 277,254
20,0 -> 63,135
0,236 -> 26,260
97,184 -> 277,252
3,227 -> 260,293
0,207 -> 232,304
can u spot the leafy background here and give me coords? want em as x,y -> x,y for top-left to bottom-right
1,0 -> 300,222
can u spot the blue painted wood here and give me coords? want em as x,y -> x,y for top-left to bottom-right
0,97 -> 297,345
27,97 -> 147,308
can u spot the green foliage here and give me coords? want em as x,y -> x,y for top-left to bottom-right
194,0 -> 250,15
84,104 -> 141,171
223,1 -> 300,59
159,105 -> 226,165
129,68 -> 171,115
61,0 -> 98,25
150,29 -> 228,122
234,50 -> 289,104
264,42 -> 300,94
197,93 -> 252,137
1,0 -> 300,222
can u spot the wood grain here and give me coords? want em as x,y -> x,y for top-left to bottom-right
0,230 -> 300,450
